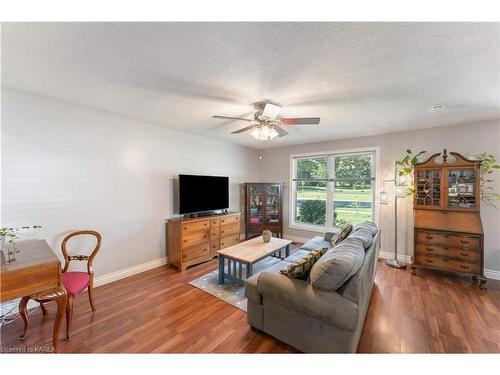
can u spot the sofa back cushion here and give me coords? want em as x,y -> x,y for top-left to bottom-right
352,221 -> 378,236
280,247 -> 327,280
338,228 -> 380,304
348,227 -> 373,250
309,237 -> 365,291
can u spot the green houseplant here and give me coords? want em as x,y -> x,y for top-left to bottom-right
395,149 -> 427,197
1,225 -> 42,263
475,152 -> 500,208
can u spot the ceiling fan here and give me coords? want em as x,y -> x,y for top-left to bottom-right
212,102 -> 320,140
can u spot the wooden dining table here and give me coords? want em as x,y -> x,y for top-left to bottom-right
1,239 -> 67,352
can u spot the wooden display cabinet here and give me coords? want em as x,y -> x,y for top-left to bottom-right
245,183 -> 283,239
411,149 -> 486,287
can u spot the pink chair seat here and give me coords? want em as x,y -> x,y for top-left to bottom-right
62,272 -> 90,295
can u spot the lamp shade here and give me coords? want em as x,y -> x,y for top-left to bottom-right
395,184 -> 406,198
379,191 -> 389,205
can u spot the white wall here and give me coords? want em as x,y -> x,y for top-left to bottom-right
1,89 -> 259,278
257,120 -> 500,275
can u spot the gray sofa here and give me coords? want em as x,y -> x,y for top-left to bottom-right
245,222 -> 381,353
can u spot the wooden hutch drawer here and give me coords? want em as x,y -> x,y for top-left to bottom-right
221,215 -> 240,227
220,235 -> 240,249
182,243 -> 209,262
183,220 -> 210,233
220,224 -> 240,237
415,244 -> 481,262
210,240 -> 220,252
416,230 -> 480,250
414,254 -> 480,275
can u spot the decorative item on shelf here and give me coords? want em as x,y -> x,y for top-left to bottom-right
0,225 -> 42,264
380,150 -> 426,269
262,230 -> 272,243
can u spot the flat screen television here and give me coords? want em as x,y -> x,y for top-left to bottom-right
179,174 -> 229,215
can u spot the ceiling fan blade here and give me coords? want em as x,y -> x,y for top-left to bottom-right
279,117 -> 320,125
212,115 -> 253,122
262,103 -> 282,119
274,125 -> 289,137
230,125 -> 255,134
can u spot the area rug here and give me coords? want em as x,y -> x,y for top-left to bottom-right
188,256 -> 283,312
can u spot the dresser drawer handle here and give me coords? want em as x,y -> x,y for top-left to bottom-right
460,265 -> 469,270
459,252 -> 469,257
460,240 -> 469,244
425,258 -> 434,263
426,235 -> 434,240
221,230 -> 225,234
425,247 -> 434,252
204,234 -> 208,238
443,258 -> 449,262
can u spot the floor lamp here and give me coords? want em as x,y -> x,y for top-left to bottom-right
379,161 -> 409,269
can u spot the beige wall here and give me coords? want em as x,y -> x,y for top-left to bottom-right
257,120 -> 500,275
1,89 -> 259,278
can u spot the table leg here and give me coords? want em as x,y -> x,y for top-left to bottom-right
285,244 -> 290,258
19,296 -> 31,339
218,255 -> 225,284
247,263 -> 253,278
51,288 -> 67,352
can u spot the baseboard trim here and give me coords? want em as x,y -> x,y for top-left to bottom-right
379,250 -> 412,263
94,257 -> 168,288
484,269 -> 500,281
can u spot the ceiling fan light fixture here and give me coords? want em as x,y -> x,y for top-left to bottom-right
250,125 -> 279,141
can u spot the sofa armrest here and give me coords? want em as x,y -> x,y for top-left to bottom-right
257,271 -> 359,331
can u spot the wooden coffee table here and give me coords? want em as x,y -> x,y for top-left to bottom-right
217,236 -> 292,285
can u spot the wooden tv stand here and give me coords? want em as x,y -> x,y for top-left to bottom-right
166,212 -> 241,271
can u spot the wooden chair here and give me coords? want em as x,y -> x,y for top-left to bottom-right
47,230 -> 102,339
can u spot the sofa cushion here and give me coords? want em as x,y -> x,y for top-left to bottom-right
301,236 -> 332,251
330,223 -> 353,246
352,221 -> 378,236
245,260 -> 291,303
348,227 -> 373,250
282,249 -> 311,263
280,247 -> 327,280
310,237 -> 365,291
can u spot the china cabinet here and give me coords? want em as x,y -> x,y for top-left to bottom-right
245,183 -> 283,239
412,149 -> 486,288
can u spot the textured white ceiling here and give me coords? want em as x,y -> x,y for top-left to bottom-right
2,22 -> 499,149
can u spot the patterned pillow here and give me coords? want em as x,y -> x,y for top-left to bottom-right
330,223 -> 353,247
280,247 -> 327,280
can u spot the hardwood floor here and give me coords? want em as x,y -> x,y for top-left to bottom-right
1,250 -> 499,353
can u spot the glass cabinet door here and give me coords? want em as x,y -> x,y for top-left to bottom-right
264,184 -> 280,224
447,168 -> 477,209
415,169 -> 442,207
248,185 -> 264,227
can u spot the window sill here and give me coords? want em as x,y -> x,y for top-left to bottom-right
289,222 -> 338,234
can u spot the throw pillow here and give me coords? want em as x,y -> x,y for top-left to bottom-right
324,231 -> 335,242
310,237 -> 365,291
330,223 -> 353,247
280,247 -> 327,280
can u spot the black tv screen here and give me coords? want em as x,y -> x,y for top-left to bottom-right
179,174 -> 229,214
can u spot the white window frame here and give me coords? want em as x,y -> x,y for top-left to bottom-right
289,146 -> 380,233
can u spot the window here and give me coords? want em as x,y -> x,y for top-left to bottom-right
291,149 -> 377,231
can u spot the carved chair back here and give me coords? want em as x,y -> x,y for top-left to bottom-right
61,230 -> 102,277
